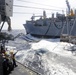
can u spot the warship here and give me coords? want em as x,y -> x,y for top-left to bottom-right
23,0 -> 76,38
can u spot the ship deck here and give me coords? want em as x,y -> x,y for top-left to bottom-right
10,62 -> 39,75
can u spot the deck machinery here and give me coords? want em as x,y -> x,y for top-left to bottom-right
0,0 -> 13,31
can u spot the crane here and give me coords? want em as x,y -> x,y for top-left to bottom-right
66,0 -> 74,16
66,0 -> 71,15
0,0 -> 13,32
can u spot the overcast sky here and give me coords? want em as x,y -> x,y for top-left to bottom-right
3,0 -> 76,30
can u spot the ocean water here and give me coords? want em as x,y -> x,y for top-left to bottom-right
2,29 -> 26,36
3,29 -> 76,75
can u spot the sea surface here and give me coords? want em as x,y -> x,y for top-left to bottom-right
2,29 -> 26,36
2,29 -> 76,75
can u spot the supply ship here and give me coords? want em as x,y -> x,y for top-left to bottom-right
0,0 -> 76,75
23,0 -> 76,38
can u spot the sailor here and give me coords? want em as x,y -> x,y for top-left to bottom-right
10,51 -> 18,69
5,51 -> 13,74
2,48 -> 12,75
2,52 -> 9,75
2,55 -> 7,75
1,45 -> 5,53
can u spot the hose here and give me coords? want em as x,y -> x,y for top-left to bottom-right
54,21 -> 63,29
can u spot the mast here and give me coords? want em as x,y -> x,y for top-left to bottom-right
66,0 -> 71,15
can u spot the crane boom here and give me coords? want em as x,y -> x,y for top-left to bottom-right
66,0 -> 71,15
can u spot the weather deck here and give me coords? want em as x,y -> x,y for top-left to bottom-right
10,62 -> 39,75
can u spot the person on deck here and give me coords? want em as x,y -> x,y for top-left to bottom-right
1,49 -> 9,75
10,51 -> 18,69
1,45 -> 5,53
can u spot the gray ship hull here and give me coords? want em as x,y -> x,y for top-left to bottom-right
23,18 -> 76,38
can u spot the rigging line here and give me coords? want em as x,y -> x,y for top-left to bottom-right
13,12 -> 53,15
52,43 -> 60,51
17,0 -> 66,9
70,18 -> 76,35
13,5 -> 65,12
54,21 -> 63,29
13,12 -> 42,14
44,22 -> 51,36
16,61 -> 41,75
